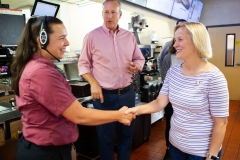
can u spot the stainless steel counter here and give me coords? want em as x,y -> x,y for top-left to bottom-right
0,102 -> 21,122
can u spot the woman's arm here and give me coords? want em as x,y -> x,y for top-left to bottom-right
125,94 -> 169,115
62,100 -> 135,126
206,117 -> 228,160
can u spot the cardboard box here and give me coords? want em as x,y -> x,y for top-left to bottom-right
9,120 -> 22,139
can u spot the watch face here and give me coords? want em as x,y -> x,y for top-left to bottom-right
207,153 -> 219,160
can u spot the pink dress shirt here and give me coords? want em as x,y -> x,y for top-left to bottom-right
78,25 -> 145,90
16,52 -> 78,146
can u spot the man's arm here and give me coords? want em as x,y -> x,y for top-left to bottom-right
82,73 -> 104,103
78,34 -> 104,103
131,35 -> 145,72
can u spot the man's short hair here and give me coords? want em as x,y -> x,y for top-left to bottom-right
103,0 -> 121,11
176,19 -> 187,25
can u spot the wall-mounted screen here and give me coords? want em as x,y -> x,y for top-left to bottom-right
170,0 -> 203,22
0,14 -> 25,45
171,0 -> 193,20
126,0 -> 147,7
187,0 -> 203,22
31,0 -> 60,17
146,0 -> 174,15
125,0 -> 203,22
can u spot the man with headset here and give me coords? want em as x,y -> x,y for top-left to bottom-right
78,0 -> 145,159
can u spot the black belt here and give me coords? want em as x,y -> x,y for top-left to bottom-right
102,84 -> 132,95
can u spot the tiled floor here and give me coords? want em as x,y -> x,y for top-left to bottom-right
77,100 -> 240,160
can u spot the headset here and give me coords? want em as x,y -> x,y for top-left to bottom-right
39,16 -> 48,49
39,16 -> 60,62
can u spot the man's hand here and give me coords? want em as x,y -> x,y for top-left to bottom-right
127,62 -> 138,74
90,81 -> 104,103
118,106 -> 136,126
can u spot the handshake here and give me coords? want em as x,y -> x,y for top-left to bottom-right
118,106 -> 138,126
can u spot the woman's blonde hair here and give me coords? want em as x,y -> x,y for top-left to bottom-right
174,22 -> 212,59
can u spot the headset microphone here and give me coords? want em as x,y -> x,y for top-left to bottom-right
39,16 -> 60,62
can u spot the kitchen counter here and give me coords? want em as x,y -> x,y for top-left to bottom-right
0,102 -> 21,123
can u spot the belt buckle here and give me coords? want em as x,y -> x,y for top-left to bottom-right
118,88 -> 123,95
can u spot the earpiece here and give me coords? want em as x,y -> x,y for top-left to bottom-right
39,16 -> 60,62
39,16 -> 49,49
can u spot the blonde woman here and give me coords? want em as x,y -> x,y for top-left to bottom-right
125,22 -> 229,160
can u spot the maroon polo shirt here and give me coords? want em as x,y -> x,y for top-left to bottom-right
16,52 -> 78,146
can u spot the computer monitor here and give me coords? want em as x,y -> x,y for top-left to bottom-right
31,0 -> 60,17
64,63 -> 82,82
0,14 -> 25,45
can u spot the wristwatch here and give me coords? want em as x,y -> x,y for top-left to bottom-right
207,153 -> 219,160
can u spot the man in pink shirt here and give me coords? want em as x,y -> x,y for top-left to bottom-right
78,0 -> 145,159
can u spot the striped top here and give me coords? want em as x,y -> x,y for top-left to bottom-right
160,64 -> 229,157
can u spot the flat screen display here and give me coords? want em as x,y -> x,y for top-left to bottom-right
187,0 -> 203,22
126,0 -> 147,7
125,0 -> 203,22
171,0 -> 193,20
146,0 -> 174,15
170,0 -> 203,22
0,14 -> 25,45
31,0 -> 60,17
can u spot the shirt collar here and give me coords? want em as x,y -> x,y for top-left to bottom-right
32,52 -> 56,68
101,24 -> 121,36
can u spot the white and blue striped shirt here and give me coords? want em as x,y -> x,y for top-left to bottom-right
160,64 -> 229,157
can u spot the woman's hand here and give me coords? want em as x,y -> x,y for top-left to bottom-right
124,106 -> 139,116
118,106 -> 136,126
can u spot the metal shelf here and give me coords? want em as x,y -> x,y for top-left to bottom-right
53,60 -> 78,65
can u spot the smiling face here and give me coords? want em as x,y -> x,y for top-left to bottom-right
102,0 -> 122,31
46,24 -> 69,60
173,27 -> 197,60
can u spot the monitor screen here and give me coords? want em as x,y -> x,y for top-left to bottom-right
0,14 -> 25,45
64,63 -> 81,82
146,0 -> 174,15
170,0 -> 203,22
31,0 -> 60,17
126,0 -> 147,7
171,0 -> 193,20
187,0 -> 203,22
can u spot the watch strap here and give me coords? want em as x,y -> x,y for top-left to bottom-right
207,153 -> 219,160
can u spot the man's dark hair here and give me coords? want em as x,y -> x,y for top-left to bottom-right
176,19 -> 187,25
